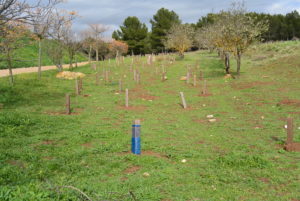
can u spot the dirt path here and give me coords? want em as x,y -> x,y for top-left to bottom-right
0,62 -> 90,77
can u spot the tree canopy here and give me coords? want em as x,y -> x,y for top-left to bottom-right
150,8 -> 181,53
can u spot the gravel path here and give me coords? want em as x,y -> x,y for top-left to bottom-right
0,62 -> 89,77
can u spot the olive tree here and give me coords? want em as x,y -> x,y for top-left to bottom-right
164,24 -> 194,58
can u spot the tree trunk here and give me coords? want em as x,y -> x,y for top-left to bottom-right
75,55 -> 78,68
225,52 -> 230,74
179,51 -> 184,59
88,45 -> 92,63
7,50 -> 14,85
96,49 -> 99,62
69,52 -> 73,70
237,51 -> 241,76
38,38 -> 42,79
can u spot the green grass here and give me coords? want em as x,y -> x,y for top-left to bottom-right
0,41 -> 300,200
0,39 -> 88,69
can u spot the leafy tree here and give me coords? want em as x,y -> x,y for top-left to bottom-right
116,16 -> 148,55
164,24 -> 194,58
150,8 -> 181,53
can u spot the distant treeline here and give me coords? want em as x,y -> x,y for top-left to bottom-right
195,11 -> 300,41
113,9 -> 300,55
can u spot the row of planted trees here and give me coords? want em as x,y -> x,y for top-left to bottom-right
164,2 -> 269,76
0,0 -> 129,85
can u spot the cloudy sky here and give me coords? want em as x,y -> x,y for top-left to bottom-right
58,0 -> 300,36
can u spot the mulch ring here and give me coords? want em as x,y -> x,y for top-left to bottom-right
285,143 -> 300,152
118,150 -> 169,159
6,160 -> 26,168
198,93 -> 213,97
118,106 -> 147,111
278,99 -> 300,107
81,142 -> 93,148
131,86 -> 159,101
123,166 -> 141,174
231,81 -> 274,90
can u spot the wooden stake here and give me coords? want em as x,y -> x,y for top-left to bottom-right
287,117 -> 294,144
180,92 -> 187,109
200,71 -> 203,80
75,79 -> 80,95
125,89 -> 129,108
119,79 -> 123,92
96,73 -> 99,85
65,94 -> 71,115
137,72 -> 140,84
202,80 -> 207,95
105,71 -> 109,83
193,74 -> 197,87
133,69 -> 137,81
79,78 -> 83,92
186,72 -> 190,84
162,72 -> 166,82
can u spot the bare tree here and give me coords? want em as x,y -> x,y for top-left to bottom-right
0,21 -> 33,84
164,24 -> 194,59
46,9 -> 76,71
80,30 -> 94,63
64,30 -> 81,69
31,0 -> 63,79
88,24 -> 108,61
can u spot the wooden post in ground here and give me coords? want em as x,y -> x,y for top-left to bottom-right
199,71 -> 203,80
162,72 -> 166,82
202,80 -> 207,95
79,78 -> 83,92
65,94 -> 71,115
125,89 -> 129,108
287,117 -> 294,144
119,79 -> 123,92
193,74 -> 197,87
137,72 -> 140,84
105,70 -> 109,84
96,73 -> 99,85
133,69 -> 137,81
186,72 -> 190,84
75,79 -> 80,95
180,92 -> 187,109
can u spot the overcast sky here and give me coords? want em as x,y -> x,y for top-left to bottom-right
58,0 -> 300,37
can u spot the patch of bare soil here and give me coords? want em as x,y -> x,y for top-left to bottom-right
142,150 -> 168,159
258,177 -> 270,184
232,81 -> 274,90
123,166 -> 141,174
279,99 -> 300,107
139,94 -> 158,101
6,160 -> 25,168
81,142 -> 93,148
198,93 -> 212,97
285,143 -> 300,152
44,111 -> 80,116
193,119 -> 208,124
119,106 -> 147,111
83,94 -> 91,97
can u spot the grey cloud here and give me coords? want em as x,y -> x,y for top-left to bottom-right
58,0 -> 299,36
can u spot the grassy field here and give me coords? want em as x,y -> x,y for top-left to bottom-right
0,41 -> 300,201
0,39 -> 88,69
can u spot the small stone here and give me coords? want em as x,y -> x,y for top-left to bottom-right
261,116 -> 265,120
206,115 -> 214,119
115,93 -> 119,95
202,104 -> 206,107
181,159 -> 187,163
149,100 -> 153,102
298,127 -> 300,130
209,119 -> 217,123
143,172 -> 150,177
284,125 -> 288,129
